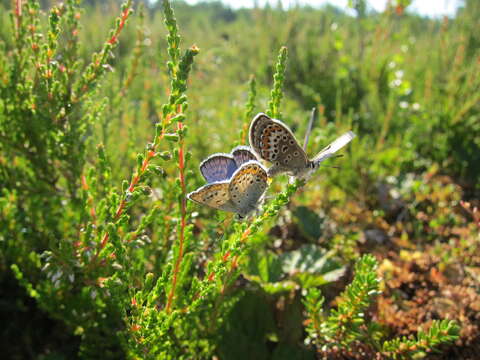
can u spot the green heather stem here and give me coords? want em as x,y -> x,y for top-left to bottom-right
329,254 -> 380,344
13,0 -> 23,39
161,0 -> 199,313
382,319 -> 460,358
166,120 -> 186,313
121,4 -> 146,96
76,0 -> 133,101
267,46 -> 287,119
93,2 -> 199,273
83,0 -> 135,263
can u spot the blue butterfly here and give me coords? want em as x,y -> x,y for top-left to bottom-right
188,146 -> 268,219
249,113 -> 356,179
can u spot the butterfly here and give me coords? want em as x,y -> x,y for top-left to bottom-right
187,146 -> 268,219
249,113 -> 356,179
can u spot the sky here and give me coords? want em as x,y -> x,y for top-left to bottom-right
183,0 -> 462,17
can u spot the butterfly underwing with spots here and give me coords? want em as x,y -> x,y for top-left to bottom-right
187,160 -> 268,219
249,113 -> 355,179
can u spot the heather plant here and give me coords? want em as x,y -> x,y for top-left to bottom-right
1,0 -> 477,359
2,0 -> 320,357
1,0 -> 136,356
303,255 -> 459,358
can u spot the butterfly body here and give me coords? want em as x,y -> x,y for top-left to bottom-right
188,147 -> 267,218
249,113 -> 355,179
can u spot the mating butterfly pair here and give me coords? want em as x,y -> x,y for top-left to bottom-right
187,113 -> 356,218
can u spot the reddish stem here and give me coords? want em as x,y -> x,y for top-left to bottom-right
91,137 -> 161,267
76,4 -> 132,101
108,7 -> 131,45
15,0 -> 22,32
166,120 -> 187,313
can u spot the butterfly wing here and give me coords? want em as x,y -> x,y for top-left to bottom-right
249,113 -> 308,176
231,145 -> 258,167
199,153 -> 238,183
228,161 -> 268,217
187,182 -> 238,213
312,131 -> 356,165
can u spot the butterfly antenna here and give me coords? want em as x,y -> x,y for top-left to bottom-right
303,107 -> 317,152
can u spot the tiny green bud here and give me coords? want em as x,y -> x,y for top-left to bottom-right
137,154 -> 144,169
122,180 -> 129,193
97,143 -> 106,160
154,124 -> 162,143
104,42 -> 113,53
157,151 -> 172,161
119,214 -> 130,226
170,113 -> 186,123
177,125 -> 188,138
164,133 -> 179,142
162,104 -> 171,118
106,222 -> 116,234
87,167 -> 95,179
174,95 -> 187,105
129,191 -> 141,203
